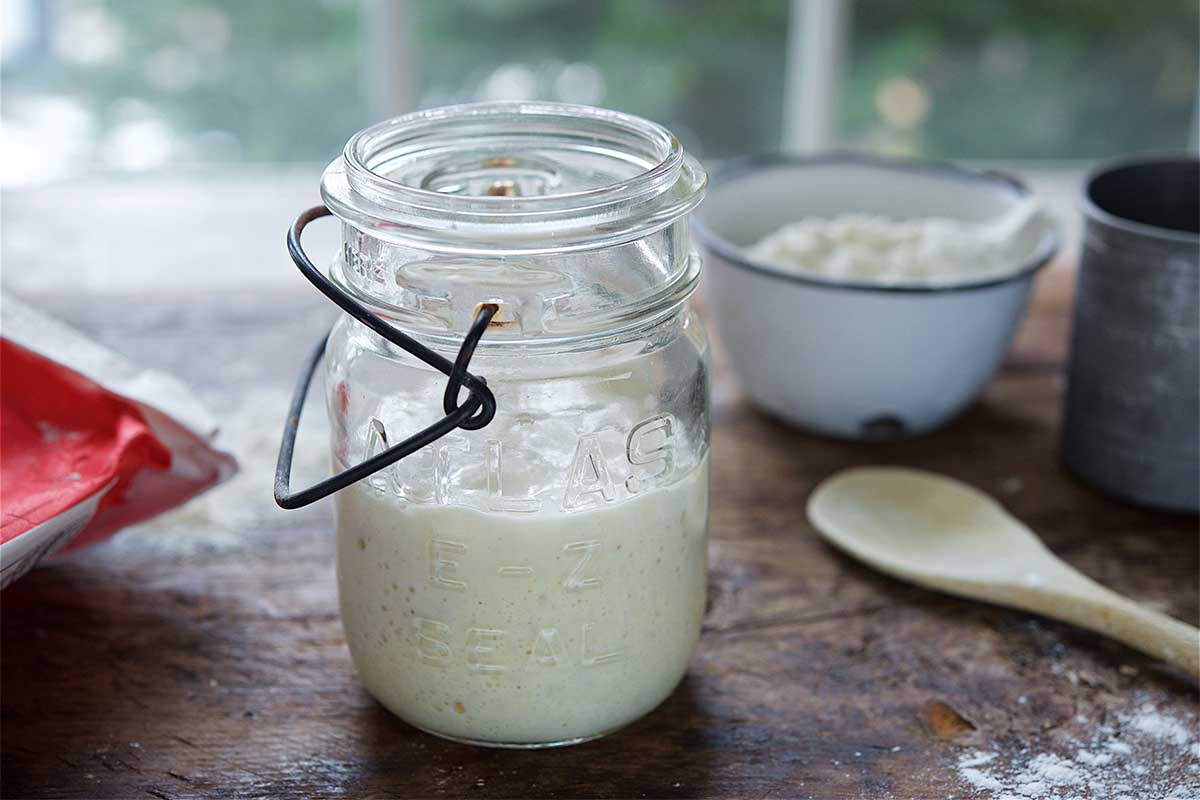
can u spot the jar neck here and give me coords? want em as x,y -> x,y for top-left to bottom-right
332,216 -> 702,346
350,294 -> 697,361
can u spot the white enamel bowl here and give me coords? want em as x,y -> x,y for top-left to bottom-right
694,156 -> 1058,440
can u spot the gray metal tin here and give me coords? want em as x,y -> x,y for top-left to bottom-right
1062,156 -> 1199,512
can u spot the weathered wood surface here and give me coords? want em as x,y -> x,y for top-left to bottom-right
3,262 -> 1197,799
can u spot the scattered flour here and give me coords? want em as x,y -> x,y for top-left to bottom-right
961,768 -> 1004,793
956,704 -> 1199,799
1073,750 -> 1113,767
962,752 -> 1000,768
1129,709 -> 1193,748
110,387 -> 331,554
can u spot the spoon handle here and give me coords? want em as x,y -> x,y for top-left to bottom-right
1029,578 -> 1200,678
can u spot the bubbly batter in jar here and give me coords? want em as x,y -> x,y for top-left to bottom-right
335,457 -> 708,746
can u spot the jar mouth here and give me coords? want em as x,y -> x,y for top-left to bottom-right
322,102 -> 706,254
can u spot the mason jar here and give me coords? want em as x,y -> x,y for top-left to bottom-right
277,103 -> 710,747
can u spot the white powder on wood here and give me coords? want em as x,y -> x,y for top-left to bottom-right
1073,750 -> 1113,767
1129,709 -> 1192,747
956,703 -> 1199,799
110,387 -> 331,554
1027,754 -> 1078,785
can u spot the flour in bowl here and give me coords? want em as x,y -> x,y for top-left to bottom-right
746,201 -> 1051,287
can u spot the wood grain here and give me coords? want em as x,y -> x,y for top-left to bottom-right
3,261 -> 1196,799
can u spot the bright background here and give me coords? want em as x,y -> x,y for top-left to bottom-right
3,0 -> 1197,185
1,0 -> 1197,295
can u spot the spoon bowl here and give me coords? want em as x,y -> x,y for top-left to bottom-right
808,466 -> 1199,677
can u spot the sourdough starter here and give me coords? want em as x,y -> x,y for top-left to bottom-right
335,457 -> 709,746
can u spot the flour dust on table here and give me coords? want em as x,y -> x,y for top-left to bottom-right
955,700 -> 1199,799
114,387 -> 331,555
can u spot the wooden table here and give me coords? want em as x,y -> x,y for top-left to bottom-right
3,261 -> 1197,799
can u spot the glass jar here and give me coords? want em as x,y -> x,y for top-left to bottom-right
283,102 -> 708,748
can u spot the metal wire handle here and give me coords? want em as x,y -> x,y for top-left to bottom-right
274,206 -> 498,509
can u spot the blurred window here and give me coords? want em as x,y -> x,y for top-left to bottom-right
1,0 -> 1196,186
840,1 -> 1200,158
1,0 -> 367,184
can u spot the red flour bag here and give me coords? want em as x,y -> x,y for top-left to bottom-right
1,294 -> 236,587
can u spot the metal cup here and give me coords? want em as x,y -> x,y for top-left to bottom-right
1062,156 -> 1200,512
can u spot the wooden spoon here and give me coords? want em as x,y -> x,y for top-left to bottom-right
807,466 -> 1199,677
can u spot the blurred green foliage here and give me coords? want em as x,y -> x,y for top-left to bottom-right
4,0 -> 366,163
2,0 -> 1196,170
844,0 -> 1199,157
411,0 -> 788,159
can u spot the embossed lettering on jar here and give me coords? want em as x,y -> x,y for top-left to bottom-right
319,103 -> 709,747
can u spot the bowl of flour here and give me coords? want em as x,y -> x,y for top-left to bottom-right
694,154 -> 1058,440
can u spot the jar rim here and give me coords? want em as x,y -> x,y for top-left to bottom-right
321,102 -> 706,254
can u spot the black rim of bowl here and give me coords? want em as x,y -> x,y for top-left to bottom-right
692,152 -> 1061,295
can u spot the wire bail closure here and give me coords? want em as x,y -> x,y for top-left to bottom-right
274,206 -> 498,509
